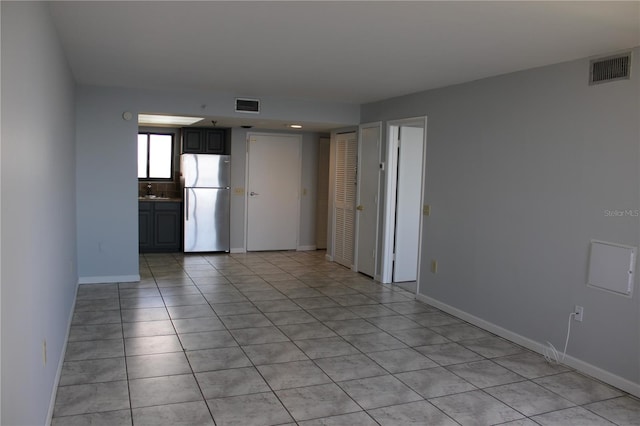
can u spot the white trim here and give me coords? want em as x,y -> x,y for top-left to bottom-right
78,274 -> 140,284
415,117 -> 428,297
416,293 -> 640,398
46,281 -> 79,426
381,126 -> 399,283
243,135 -> 250,252
354,122 -> 382,278
327,133 -> 336,262
230,248 -> 246,254
297,245 -> 317,251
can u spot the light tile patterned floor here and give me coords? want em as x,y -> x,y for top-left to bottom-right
53,250 -> 640,425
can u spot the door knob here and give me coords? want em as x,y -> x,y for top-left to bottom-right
250,191 -> 260,196
356,205 -> 364,211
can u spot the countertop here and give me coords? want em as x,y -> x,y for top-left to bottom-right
138,197 -> 183,202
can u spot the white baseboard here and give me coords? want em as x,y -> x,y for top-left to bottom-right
46,280 -> 78,426
230,248 -> 246,254
297,245 -> 317,251
325,254 -> 333,262
78,274 -> 140,284
416,293 -> 640,398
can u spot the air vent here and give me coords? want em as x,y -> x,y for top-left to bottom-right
590,52 -> 631,85
235,98 -> 260,113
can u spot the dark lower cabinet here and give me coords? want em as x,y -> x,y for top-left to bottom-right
139,201 -> 182,253
138,202 -> 153,251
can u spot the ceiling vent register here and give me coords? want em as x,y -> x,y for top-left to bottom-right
589,52 -> 632,85
236,98 -> 260,113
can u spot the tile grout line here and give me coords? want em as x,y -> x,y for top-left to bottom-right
118,269 -> 135,426
156,254 -> 218,424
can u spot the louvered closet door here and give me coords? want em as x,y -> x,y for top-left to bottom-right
333,132 -> 357,267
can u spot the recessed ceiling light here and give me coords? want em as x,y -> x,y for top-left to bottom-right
138,114 -> 204,126
288,124 -> 303,129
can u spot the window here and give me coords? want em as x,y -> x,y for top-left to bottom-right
138,133 -> 174,180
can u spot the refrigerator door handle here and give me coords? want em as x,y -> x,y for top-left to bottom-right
185,190 -> 189,221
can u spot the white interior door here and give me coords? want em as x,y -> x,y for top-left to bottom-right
333,132 -> 357,267
355,123 -> 381,277
393,126 -> 424,282
247,133 -> 301,251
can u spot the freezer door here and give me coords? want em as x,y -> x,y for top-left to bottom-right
184,188 -> 230,252
182,154 -> 231,188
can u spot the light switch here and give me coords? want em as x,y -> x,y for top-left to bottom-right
423,204 -> 431,216
234,187 -> 245,195
302,188 -> 308,196
431,260 -> 438,274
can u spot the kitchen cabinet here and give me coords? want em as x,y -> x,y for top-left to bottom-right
139,201 -> 182,253
182,127 -> 230,154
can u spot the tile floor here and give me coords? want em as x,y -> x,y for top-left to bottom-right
52,250 -> 640,425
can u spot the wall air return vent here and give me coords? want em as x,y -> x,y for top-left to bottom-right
589,52 -> 632,85
235,98 -> 260,113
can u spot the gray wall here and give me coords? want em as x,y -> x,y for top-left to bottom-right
76,86 -> 358,281
76,87 -> 140,281
229,128 -> 326,251
362,49 -> 640,389
1,2 -> 78,424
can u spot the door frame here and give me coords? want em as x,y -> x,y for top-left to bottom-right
244,132 -> 303,251
381,116 -> 427,288
354,121 -> 382,277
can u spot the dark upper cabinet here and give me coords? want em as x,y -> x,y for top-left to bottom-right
139,201 -> 182,253
181,127 -> 230,154
205,129 -> 225,153
182,128 -> 204,153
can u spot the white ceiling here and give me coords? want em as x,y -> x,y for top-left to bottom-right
50,1 -> 639,107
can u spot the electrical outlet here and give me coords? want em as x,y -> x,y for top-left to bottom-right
423,204 -> 431,216
574,305 -> 584,322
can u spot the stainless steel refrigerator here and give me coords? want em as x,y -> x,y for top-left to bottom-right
181,153 -> 231,252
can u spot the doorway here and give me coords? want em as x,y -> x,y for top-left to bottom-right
381,117 -> 427,287
354,122 -> 382,278
245,133 -> 302,251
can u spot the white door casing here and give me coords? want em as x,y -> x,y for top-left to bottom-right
246,133 -> 301,251
355,122 -> 382,278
